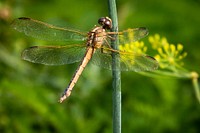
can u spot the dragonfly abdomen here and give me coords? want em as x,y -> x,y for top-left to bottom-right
59,47 -> 95,103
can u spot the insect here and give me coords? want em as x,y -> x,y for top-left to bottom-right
11,17 -> 158,103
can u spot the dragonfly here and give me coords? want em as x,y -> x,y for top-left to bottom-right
11,16 -> 158,103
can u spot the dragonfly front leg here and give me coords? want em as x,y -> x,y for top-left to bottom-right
104,34 -> 119,48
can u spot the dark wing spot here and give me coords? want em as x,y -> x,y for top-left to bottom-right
18,17 -> 31,20
145,55 -> 156,60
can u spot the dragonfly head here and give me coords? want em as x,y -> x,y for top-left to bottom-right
98,17 -> 112,30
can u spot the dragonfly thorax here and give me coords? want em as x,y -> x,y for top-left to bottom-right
87,26 -> 107,49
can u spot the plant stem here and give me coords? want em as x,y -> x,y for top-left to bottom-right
191,72 -> 200,103
108,0 -> 121,133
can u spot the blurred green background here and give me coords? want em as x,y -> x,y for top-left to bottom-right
0,0 -> 200,132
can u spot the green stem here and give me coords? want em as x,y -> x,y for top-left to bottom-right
191,72 -> 200,103
108,0 -> 121,133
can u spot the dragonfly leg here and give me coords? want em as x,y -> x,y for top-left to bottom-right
100,47 -> 106,53
103,38 -> 112,48
106,34 -> 115,41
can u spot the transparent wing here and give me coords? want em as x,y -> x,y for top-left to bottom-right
22,45 -> 86,65
91,48 -> 158,71
107,27 -> 149,45
11,17 -> 87,44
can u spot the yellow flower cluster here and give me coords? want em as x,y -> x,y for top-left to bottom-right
118,29 -> 149,66
148,34 -> 187,69
119,41 -> 147,55
119,28 -> 148,55
118,33 -> 199,103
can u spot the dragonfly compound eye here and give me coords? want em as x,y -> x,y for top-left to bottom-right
98,17 -> 106,25
98,17 -> 112,30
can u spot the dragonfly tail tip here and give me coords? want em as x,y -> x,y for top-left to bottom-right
59,95 -> 67,103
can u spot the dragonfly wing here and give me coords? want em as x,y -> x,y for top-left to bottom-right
118,27 -> 149,44
22,45 -> 86,65
91,49 -> 113,70
91,48 -> 158,71
119,53 -> 159,71
11,17 -> 87,43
